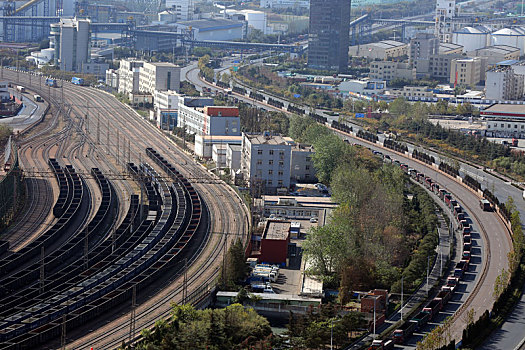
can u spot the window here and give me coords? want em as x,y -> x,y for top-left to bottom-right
279,161 -> 284,166
269,160 -> 274,165
267,180 -> 272,185
268,170 -> 273,175
279,151 -> 285,156
257,149 -> 263,155
306,165 -> 310,170
269,150 -> 274,155
257,159 -> 262,165
278,171 -> 284,176
278,180 -> 283,186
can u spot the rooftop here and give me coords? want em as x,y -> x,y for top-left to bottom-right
178,18 -> 243,31
370,40 -> 406,49
196,135 -> 243,141
439,42 -> 463,53
482,104 -> 525,115
478,45 -> 520,54
245,133 -> 293,145
228,144 -> 242,151
264,221 -> 291,240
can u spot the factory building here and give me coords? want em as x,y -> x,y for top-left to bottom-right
349,40 -> 408,61
50,17 -> 91,72
165,0 -> 194,21
174,18 -> 245,41
470,45 -> 521,67
178,105 -> 241,137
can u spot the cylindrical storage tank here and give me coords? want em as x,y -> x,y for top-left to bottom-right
491,27 -> 525,55
245,10 -> 267,34
452,26 -> 490,53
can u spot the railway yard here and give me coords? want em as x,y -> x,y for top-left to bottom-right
0,69 -> 250,349
0,63 -> 518,350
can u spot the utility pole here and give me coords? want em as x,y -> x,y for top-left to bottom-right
400,275 -> 404,321
426,255 -> 430,297
97,113 -> 100,144
128,139 -> 131,164
40,246 -> 45,293
117,130 -> 120,165
129,285 -> 137,346
107,120 -> 110,154
83,228 -> 89,269
61,314 -> 67,350
183,258 -> 188,304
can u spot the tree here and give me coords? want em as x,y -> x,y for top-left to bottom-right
493,268 -> 510,300
311,134 -> 347,183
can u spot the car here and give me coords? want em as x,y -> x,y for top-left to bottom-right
310,217 -> 318,223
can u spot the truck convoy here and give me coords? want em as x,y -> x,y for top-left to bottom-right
386,158 -> 480,345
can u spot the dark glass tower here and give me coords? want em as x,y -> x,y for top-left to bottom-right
308,0 -> 351,72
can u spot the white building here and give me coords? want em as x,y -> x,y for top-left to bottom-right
50,17 -> 91,72
226,144 -> 242,171
491,27 -> 525,55
485,65 -> 525,101
435,0 -> 455,43
174,18 -> 245,41
105,69 -> 119,89
139,62 -> 180,95
165,0 -> 194,21
260,0 -> 309,9
116,59 -> 143,94
452,26 -> 492,53
154,90 -> 181,110
338,80 -> 387,98
212,144 -> 228,167
178,105 -> 241,137
0,81 -> 10,102
194,135 -> 242,158
369,61 -> 415,82
241,133 -> 294,194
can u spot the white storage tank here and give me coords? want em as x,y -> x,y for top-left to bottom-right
452,26 -> 491,53
491,27 -> 525,55
244,10 -> 268,34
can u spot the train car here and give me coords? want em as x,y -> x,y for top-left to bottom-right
71,77 -> 85,85
480,199 -> 491,211
45,78 -> 58,87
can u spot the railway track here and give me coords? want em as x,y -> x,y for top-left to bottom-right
0,70 -> 249,348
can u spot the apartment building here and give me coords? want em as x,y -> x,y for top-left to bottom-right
241,133 -> 293,194
485,65 -> 525,101
178,105 -> 241,136
116,59 -> 143,94
139,62 -> 180,95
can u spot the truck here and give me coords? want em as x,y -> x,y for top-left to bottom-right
251,283 -> 275,294
423,299 -> 442,319
463,242 -> 471,252
436,289 -> 451,307
463,225 -> 471,235
45,78 -> 57,87
454,260 -> 469,278
393,320 -> 418,344
412,311 -> 430,329
480,199 -> 492,211
457,212 -> 466,222
252,270 -> 278,282
444,194 -> 452,205
449,199 -> 458,210
71,77 -> 85,85
447,277 -> 460,292
16,85 -> 25,93
368,339 -> 394,350
463,250 -> 471,262
33,94 -> 43,102
460,220 -> 469,229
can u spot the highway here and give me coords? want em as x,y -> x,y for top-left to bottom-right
0,68 -> 250,349
184,66 -> 522,347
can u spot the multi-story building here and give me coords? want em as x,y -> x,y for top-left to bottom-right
307,0 -> 350,72
116,59 -> 143,94
291,144 -> 316,183
369,61 -> 415,82
469,45 -> 521,67
435,0 -> 456,42
338,80 -> 387,98
165,0 -> 194,21
481,104 -> 525,138
410,33 -> 439,64
139,62 -> 180,95
174,18 -> 246,41
105,69 -> 119,89
485,65 -> 525,101
449,57 -> 483,86
154,90 -> 181,110
427,53 -> 462,80
349,40 -> 408,61
241,133 -> 293,194
0,81 -> 10,102
178,105 -> 241,137
50,17 -> 91,72
389,86 -> 434,99
260,0 -> 309,9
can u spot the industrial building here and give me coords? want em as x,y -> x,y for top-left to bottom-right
307,0 -> 350,72
491,27 -> 525,55
452,26 -> 491,53
260,0 -> 309,9
174,18 -> 245,41
427,53 -> 463,80
369,61 -> 415,82
349,40 -> 408,61
178,106 -> 241,137
449,57 -> 484,86
338,80 -> 387,98
139,62 -> 181,95
482,104 -> 525,138
194,135 -> 242,159
165,0 -> 194,21
50,17 -> 91,72
470,45 -> 521,67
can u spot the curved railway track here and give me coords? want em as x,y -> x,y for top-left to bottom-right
0,70 -> 249,348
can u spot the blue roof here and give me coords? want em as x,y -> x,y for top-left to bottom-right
497,59 -> 520,66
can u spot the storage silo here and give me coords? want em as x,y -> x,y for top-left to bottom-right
491,27 -> 525,54
452,26 -> 491,53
